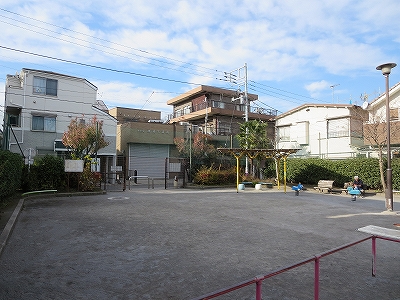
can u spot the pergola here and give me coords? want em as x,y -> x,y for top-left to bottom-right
217,148 -> 300,193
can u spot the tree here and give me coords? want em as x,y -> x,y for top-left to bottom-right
363,111 -> 400,192
62,115 -> 109,160
174,131 -> 216,167
236,120 -> 271,177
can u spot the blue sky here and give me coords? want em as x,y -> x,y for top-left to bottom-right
1,0 -> 400,121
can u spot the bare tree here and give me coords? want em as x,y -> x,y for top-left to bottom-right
363,109 -> 400,192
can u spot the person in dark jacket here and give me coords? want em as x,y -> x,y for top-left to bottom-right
353,176 -> 365,197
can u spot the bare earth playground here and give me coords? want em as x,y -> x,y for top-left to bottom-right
0,186 -> 399,299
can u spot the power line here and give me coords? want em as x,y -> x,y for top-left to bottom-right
0,45 -> 205,86
0,8 -> 222,76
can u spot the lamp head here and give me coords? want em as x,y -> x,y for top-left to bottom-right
376,63 -> 397,75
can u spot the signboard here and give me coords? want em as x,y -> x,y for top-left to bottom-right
65,160 -> 84,173
111,166 -> 123,172
91,158 -> 100,172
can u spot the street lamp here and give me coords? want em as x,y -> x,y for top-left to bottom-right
376,62 -> 396,211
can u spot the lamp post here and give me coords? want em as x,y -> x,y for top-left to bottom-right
376,62 -> 396,211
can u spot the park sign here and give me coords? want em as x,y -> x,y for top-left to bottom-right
64,160 -> 84,173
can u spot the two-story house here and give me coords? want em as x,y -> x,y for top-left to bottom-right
275,104 -> 368,159
3,68 -> 117,172
362,82 -> 400,157
166,85 -> 277,147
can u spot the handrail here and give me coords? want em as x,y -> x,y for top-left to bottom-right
192,236 -> 399,300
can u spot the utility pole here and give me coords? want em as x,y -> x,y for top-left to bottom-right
226,63 -> 249,174
204,97 -> 208,135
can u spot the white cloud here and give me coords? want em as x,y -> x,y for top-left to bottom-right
305,80 -> 331,95
1,0 -> 400,114
93,80 -> 172,117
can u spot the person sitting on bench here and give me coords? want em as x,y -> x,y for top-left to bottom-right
353,176 -> 365,197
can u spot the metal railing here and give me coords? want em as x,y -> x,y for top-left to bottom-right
192,235 -> 400,300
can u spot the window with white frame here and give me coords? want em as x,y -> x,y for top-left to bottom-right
327,118 -> 349,138
277,126 -> 290,141
33,76 -> 58,96
32,115 -> 56,132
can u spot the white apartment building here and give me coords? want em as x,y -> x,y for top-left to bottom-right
275,104 -> 368,159
3,68 -> 117,172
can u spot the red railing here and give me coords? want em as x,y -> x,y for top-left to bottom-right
191,236 -> 400,300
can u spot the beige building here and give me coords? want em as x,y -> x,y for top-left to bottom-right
110,107 -> 185,178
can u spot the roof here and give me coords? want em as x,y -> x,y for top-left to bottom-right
369,81 -> 400,108
275,103 -> 358,119
167,85 -> 258,105
21,68 -> 97,90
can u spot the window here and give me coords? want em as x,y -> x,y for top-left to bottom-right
5,107 -> 21,127
9,114 -> 19,126
32,115 -> 56,132
33,76 -> 58,96
390,108 -> 399,120
212,101 -> 225,108
327,118 -> 349,138
278,126 -> 290,141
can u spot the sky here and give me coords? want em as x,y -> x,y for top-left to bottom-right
1,0 -> 400,123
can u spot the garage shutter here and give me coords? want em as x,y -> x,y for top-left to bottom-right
128,144 -> 169,178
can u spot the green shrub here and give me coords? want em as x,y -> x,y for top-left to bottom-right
282,157 -> 393,190
0,150 -> 23,200
23,155 -> 66,192
193,166 -> 236,185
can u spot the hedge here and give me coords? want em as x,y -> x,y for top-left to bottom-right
282,157 -> 398,191
0,150 -> 23,200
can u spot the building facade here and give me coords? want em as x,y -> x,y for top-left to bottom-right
109,107 -> 185,178
166,85 -> 277,148
3,68 -> 117,172
362,82 -> 400,157
275,104 -> 368,159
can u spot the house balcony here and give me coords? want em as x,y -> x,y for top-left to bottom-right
168,101 -> 277,124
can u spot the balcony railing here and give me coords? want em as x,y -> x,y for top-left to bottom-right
168,101 -> 278,120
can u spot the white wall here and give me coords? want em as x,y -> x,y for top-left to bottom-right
276,105 -> 358,158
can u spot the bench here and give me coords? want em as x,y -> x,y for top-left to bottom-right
259,182 -> 273,189
314,180 -> 334,193
357,225 -> 400,277
357,225 -> 400,240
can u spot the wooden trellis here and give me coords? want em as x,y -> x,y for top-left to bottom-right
217,148 -> 300,192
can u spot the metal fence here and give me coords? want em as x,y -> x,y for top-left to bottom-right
192,235 -> 400,300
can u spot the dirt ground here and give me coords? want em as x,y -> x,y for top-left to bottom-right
0,186 -> 400,299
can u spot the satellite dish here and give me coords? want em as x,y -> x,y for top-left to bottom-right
361,101 -> 369,110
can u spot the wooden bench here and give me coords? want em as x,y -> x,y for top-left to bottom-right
314,180 -> 334,193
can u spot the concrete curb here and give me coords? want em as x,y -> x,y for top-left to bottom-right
0,198 -> 24,258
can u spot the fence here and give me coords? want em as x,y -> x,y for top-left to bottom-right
192,235 -> 400,300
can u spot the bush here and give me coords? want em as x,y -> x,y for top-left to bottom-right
0,150 -> 23,200
283,157 -> 393,190
22,155 -> 66,192
193,166 -> 236,185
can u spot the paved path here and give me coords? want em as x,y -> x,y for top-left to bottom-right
0,187 -> 399,299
